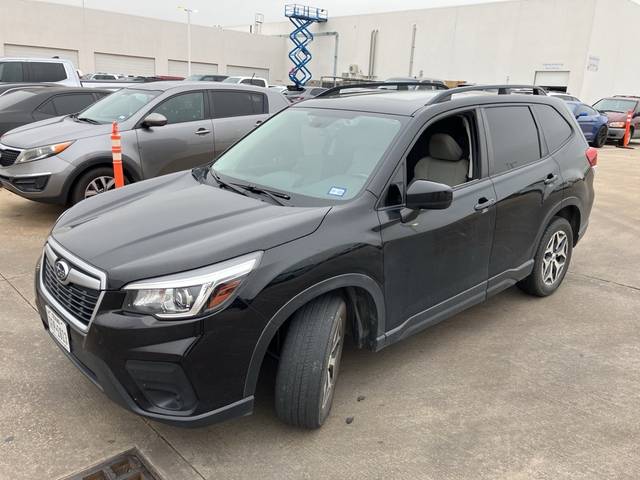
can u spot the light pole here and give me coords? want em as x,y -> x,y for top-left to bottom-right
178,6 -> 198,77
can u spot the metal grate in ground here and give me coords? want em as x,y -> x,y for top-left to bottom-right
62,448 -> 162,480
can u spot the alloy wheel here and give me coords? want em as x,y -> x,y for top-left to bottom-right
542,231 -> 569,286
85,176 -> 116,198
321,314 -> 344,410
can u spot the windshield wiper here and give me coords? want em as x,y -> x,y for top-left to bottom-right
76,116 -> 101,125
210,169 -> 249,197
230,182 -> 290,206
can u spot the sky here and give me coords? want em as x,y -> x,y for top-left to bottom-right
33,0 -> 515,26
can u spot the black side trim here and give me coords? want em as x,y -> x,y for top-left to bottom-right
487,260 -> 534,297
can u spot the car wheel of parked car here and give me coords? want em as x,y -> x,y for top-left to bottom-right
518,217 -> 573,297
618,127 -> 634,146
275,293 -> 347,429
592,126 -> 608,148
70,167 -> 124,205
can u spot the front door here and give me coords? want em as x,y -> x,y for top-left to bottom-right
137,91 -> 214,178
379,109 -> 496,339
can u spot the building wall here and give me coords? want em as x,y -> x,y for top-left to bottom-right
0,0 -> 290,83
262,0 -> 640,103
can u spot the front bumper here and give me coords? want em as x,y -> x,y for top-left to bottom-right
34,248 -> 260,427
0,153 -> 73,203
607,127 -> 626,140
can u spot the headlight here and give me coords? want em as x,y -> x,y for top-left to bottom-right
15,141 -> 74,164
609,122 -> 625,128
123,251 -> 262,319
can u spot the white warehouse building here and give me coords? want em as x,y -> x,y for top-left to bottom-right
0,0 -> 639,104
256,0 -> 640,104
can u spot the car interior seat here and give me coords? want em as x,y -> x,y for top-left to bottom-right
413,133 -> 469,186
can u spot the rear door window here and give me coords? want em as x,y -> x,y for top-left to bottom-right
533,104 -> 573,153
485,106 -> 541,175
28,62 -> 67,82
210,91 -> 267,118
152,92 -> 205,124
0,62 -> 24,82
51,93 -> 97,115
35,98 -> 57,116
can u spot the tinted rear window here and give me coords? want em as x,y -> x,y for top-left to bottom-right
29,62 -> 67,82
485,106 -> 540,175
211,91 -> 267,118
0,62 -> 24,82
51,93 -> 97,115
533,104 -> 572,153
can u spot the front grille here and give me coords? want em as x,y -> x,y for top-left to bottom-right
0,148 -> 20,167
43,255 -> 101,327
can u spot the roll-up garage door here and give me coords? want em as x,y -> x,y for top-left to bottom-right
4,44 -> 79,67
168,60 -> 219,77
226,65 -> 269,81
94,53 -> 155,77
534,71 -> 570,92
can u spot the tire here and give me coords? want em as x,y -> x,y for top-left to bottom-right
518,217 -> 573,297
591,125 -> 607,148
275,293 -> 347,429
70,167 -> 124,205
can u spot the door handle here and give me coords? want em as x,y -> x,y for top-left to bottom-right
544,173 -> 558,185
195,128 -> 211,135
254,120 -> 263,127
474,197 -> 496,211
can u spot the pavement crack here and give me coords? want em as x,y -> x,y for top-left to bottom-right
569,272 -> 640,292
3,275 -> 38,313
142,418 -> 207,480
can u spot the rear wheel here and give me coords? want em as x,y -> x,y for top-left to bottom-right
70,167 -> 125,205
518,217 -> 573,297
591,125 -> 607,148
275,293 -> 346,429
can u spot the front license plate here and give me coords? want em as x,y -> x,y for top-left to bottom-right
46,306 -> 70,353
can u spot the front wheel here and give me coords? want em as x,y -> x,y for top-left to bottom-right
591,125 -> 607,148
70,166 -> 126,205
275,294 -> 347,428
518,217 -> 573,297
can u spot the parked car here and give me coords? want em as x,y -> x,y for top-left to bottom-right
0,82 -> 288,204
385,76 -> 448,90
564,101 -> 608,147
0,86 -> 110,137
186,74 -> 228,82
282,86 -> 327,103
0,57 -> 81,86
0,82 -> 56,97
83,73 -> 125,81
547,91 -> 580,102
593,95 -> 640,145
33,83 -> 595,429
222,76 -> 268,88
268,85 -> 288,93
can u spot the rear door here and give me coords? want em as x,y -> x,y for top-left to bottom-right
483,104 -> 565,294
575,104 -> 597,141
136,90 -> 214,177
209,90 -> 268,158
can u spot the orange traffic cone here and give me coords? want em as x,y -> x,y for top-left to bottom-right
111,121 -> 125,188
617,110 -> 634,149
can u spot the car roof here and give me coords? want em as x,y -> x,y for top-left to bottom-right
127,81 -> 269,93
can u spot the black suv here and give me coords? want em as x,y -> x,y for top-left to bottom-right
35,84 -> 596,429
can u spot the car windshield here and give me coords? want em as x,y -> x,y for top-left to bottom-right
212,108 -> 404,204
593,98 -> 637,113
77,88 -> 161,123
222,77 -> 242,83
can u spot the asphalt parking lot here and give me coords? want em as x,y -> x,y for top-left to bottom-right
1,144 -> 639,480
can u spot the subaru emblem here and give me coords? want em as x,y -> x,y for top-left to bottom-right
54,260 -> 70,282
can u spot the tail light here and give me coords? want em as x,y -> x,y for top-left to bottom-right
586,147 -> 598,168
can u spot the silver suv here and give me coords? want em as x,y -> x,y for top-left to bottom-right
0,82 -> 288,204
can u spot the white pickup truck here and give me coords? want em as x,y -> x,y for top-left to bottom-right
0,57 -> 149,90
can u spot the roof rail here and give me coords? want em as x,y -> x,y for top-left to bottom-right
316,81 -> 448,98
427,84 -> 548,104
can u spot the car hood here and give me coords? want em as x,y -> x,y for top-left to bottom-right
601,111 -> 628,122
0,115 -> 111,148
51,171 -> 330,289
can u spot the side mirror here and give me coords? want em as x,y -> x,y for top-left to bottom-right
577,112 -> 588,118
141,113 -> 168,128
406,180 -> 453,210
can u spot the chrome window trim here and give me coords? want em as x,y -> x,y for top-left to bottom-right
40,237 -> 107,334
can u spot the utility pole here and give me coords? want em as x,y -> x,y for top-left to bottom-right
178,6 -> 198,76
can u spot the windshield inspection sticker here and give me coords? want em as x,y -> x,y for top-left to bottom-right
328,186 -> 346,197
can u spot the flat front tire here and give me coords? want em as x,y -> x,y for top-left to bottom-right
518,217 -> 573,297
275,294 -> 347,429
